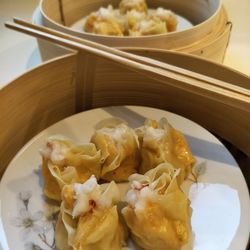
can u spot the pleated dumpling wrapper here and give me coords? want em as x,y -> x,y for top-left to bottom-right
119,0 -> 148,14
90,118 -> 140,182
40,136 -> 103,201
136,118 -> 195,184
55,175 -> 127,250
122,163 -> 192,250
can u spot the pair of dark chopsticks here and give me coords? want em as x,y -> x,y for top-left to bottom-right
5,18 -> 250,112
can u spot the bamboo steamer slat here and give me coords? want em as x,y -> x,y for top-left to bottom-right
0,55 -> 77,177
35,0 -> 230,63
0,50 -> 249,178
176,7 -> 230,52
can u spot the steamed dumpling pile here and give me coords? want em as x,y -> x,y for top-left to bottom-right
40,117 -> 195,201
122,163 -> 192,250
40,119 -> 141,201
83,0 -> 177,36
40,116 -> 195,249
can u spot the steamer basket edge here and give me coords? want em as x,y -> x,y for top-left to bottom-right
0,50 -> 249,178
34,0 -> 231,63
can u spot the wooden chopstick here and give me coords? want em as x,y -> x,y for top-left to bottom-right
12,18 -> 250,95
4,20 -> 250,112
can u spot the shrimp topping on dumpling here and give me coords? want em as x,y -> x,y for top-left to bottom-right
122,163 -> 192,250
56,175 -> 127,250
136,118 -> 195,184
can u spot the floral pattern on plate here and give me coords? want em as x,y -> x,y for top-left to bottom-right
11,191 -> 59,250
1,106 -> 247,250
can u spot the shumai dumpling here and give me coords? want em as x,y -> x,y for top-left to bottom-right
136,118 -> 195,184
119,0 -> 148,14
151,8 -> 178,32
90,118 -> 140,182
126,10 -> 146,31
40,136 -> 103,200
84,5 -> 125,36
122,163 -> 192,250
56,175 -> 127,250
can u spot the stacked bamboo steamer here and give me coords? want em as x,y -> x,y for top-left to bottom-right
35,0 -> 231,62
1,47 -> 250,177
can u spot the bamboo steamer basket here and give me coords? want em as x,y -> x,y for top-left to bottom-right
35,0 -> 231,62
0,48 -> 249,178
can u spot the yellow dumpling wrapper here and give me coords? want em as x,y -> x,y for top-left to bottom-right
85,15 -> 124,36
40,136 -> 103,200
56,176 -> 127,250
84,5 -> 125,36
122,163 -> 192,250
136,118 -> 195,184
150,7 -> 178,32
91,118 -> 140,182
127,8 -> 177,36
119,0 -> 148,14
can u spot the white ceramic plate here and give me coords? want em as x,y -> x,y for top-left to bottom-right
0,106 -> 249,250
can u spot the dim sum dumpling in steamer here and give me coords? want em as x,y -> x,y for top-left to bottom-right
56,175 -> 127,250
90,118 -> 140,182
119,0 -> 148,14
40,136 -> 103,200
150,7 -> 178,32
136,118 -> 195,184
122,163 -> 192,250
84,5 -> 125,36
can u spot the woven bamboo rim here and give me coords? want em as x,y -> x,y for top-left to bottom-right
37,0 -> 230,62
0,27 -> 249,178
